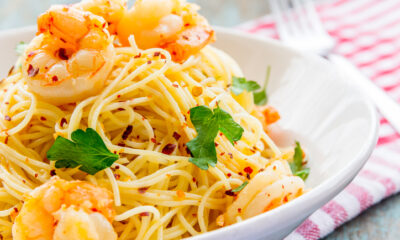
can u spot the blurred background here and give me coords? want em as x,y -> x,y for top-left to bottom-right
0,0 -> 270,29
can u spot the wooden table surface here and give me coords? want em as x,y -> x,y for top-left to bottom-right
0,0 -> 398,239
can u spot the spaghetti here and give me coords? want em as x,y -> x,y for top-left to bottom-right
0,0 -> 306,239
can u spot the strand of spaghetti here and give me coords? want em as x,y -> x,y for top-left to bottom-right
3,182 -> 22,200
0,143 -> 51,174
118,169 -> 196,189
142,207 -> 180,240
198,179 -> 242,232
105,167 -> 121,206
67,96 -> 97,137
177,209 -> 200,236
118,217 -> 136,240
115,205 -> 161,221
0,206 -> 15,217
1,83 -> 36,136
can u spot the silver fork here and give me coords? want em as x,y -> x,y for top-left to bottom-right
269,0 -> 400,133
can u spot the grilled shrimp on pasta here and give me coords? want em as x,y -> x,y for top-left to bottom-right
22,5 -> 115,105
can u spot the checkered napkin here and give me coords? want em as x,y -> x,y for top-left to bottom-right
238,0 -> 400,239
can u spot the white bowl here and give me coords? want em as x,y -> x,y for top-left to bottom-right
0,27 -> 378,240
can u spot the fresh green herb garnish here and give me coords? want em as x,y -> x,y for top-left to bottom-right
15,41 -> 27,56
253,66 -> 271,106
289,141 -> 310,181
231,66 -> 271,106
47,128 -> 119,175
186,105 -> 244,170
232,181 -> 248,192
232,76 -> 261,95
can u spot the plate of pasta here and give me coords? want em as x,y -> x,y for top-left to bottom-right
0,0 -> 378,240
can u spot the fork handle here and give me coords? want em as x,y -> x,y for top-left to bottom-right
330,54 -> 400,133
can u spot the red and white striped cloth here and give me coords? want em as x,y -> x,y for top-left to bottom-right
238,0 -> 400,239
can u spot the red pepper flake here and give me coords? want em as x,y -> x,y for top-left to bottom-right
192,177 -> 196,182
238,172 -> 243,176
185,146 -> 192,155
28,51 -> 36,57
117,95 -> 121,98
8,66 -> 14,76
172,51 -> 177,56
122,125 -> 133,140
114,173 -> 120,180
34,173 -> 38,178
138,187 -> 148,194
192,213 -> 197,217
50,169 -> 56,176
282,185 -> 285,189
13,207 -> 18,213
244,167 -> 253,174
220,152 -> 225,156
4,102 -> 9,105
273,166 -> 277,170
40,116 -> 47,121
160,54 -> 166,59
237,208 -> 242,213
140,212 -> 150,217
228,153 -> 233,159
215,142 -> 219,147
147,60 -> 152,64
227,173 -> 232,177
162,144 -> 176,155
246,173 -> 251,180
182,35 -> 189,40
58,48 -> 69,60
259,168 -> 265,173
60,118 -> 67,127
219,133 -> 223,136
113,150 -> 117,154
283,196 -> 289,203
225,190 -> 235,196
154,52 -> 161,57
134,53 -> 142,58
4,136 -> 8,144
172,83 -> 179,88
184,23 -> 191,27
102,22 -> 106,28
151,138 -> 157,144
51,75 -> 58,82
172,132 -> 181,140
115,165 -> 120,170
27,64 -> 39,77
4,115 -> 11,121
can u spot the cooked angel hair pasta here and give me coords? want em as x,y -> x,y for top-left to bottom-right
0,0 -> 306,239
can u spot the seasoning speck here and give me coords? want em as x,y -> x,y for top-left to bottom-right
162,144 -> 176,155
122,125 -> 133,140
172,132 -> 181,141
4,115 -> 11,121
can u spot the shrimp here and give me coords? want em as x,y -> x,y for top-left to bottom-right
117,0 -> 215,62
12,176 -> 117,240
252,105 -> 281,130
74,0 -> 127,34
224,161 -> 305,225
23,5 -> 115,105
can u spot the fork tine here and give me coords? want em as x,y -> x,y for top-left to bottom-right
280,0 -> 301,40
269,0 -> 290,40
301,0 -> 327,35
291,0 -> 311,36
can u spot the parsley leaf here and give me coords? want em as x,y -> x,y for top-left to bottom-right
187,105 -> 244,170
232,76 -> 261,95
47,128 -> 119,175
289,141 -> 310,181
232,181 -> 248,192
253,66 -> 271,106
15,41 -> 27,56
